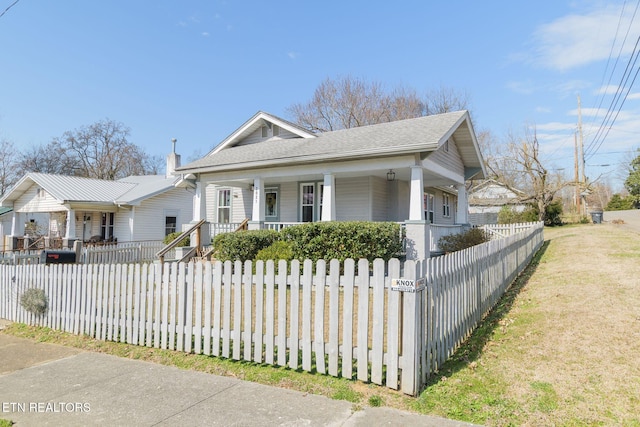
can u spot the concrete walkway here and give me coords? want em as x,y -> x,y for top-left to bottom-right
0,321 -> 478,427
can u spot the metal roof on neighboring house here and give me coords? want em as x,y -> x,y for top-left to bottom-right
115,175 -> 180,205
0,173 -> 179,207
177,110 -> 480,174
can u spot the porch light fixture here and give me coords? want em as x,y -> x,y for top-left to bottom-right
386,169 -> 396,181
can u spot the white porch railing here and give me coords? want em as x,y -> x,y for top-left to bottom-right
264,222 -> 302,231
429,224 -> 464,253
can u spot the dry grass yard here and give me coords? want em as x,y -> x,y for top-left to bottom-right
415,223 -> 640,426
3,223 -> 639,425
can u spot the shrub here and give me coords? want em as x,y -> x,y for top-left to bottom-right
438,227 -> 489,253
163,231 -> 190,247
544,200 -> 563,226
498,205 -> 538,224
255,240 -> 294,262
213,229 -> 279,262
20,288 -> 48,316
282,221 -> 403,262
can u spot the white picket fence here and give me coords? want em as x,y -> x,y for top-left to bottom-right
482,222 -> 536,239
81,241 -> 166,264
0,222 -> 544,395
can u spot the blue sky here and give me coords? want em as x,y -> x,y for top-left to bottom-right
1,1 -> 639,190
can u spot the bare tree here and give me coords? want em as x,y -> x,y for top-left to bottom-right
0,138 -> 19,195
18,142 -> 77,175
486,126 -> 569,221
287,75 -> 471,132
46,119 -> 159,180
424,84 -> 472,115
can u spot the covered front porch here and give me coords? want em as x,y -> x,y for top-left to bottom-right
185,160 -> 472,258
5,208 -> 119,251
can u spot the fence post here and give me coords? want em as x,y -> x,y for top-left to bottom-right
400,260 -> 424,395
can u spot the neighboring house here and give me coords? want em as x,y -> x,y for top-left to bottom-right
174,110 -> 486,258
468,179 -> 526,225
0,149 -> 193,250
0,207 -> 15,251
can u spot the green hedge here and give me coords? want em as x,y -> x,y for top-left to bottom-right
281,221 -> 403,262
213,229 -> 279,262
212,222 -> 403,263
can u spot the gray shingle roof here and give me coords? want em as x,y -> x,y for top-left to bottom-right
178,111 -> 469,173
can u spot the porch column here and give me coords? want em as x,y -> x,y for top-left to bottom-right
406,165 -> 430,260
409,166 -> 424,221
64,206 -> 77,248
191,181 -> 210,247
249,177 -> 265,230
321,173 -> 336,221
456,184 -> 469,225
10,211 -> 25,236
8,211 -> 24,250
193,181 -> 207,222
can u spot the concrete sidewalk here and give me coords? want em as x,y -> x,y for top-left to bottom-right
0,323 -> 479,427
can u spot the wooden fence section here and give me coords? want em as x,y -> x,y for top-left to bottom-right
0,250 -> 40,265
0,222 -> 544,395
419,221 -> 544,385
82,241 -> 166,264
482,222 -> 536,239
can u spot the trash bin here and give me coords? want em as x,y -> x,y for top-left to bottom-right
590,211 -> 603,224
40,250 -> 76,264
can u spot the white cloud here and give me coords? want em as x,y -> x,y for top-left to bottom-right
201,32 -> 210,37
287,51 -> 299,60
526,3 -> 640,71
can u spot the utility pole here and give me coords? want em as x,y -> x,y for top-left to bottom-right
577,94 -> 585,216
574,131 -> 581,215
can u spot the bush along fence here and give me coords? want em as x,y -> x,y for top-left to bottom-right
0,222 -> 544,395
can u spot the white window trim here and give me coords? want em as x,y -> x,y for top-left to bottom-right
217,188 -> 232,224
443,194 -> 451,218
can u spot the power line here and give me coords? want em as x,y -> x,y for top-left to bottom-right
0,0 -> 20,19
584,0 -> 640,160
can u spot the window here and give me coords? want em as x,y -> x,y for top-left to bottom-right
272,124 -> 280,137
443,194 -> 451,218
218,189 -> 231,223
101,212 -> 115,240
36,187 -> 45,198
165,216 -> 177,236
261,126 -> 268,138
301,184 -> 315,222
424,193 -> 435,223
265,188 -> 278,218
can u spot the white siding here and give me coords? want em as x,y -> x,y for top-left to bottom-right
336,177 -> 370,221
427,138 -> 464,177
235,126 -> 300,147
428,188 -> 457,225
125,189 -> 193,242
232,188 -> 251,223
370,177 -> 388,222
14,185 -> 64,213
279,182 -> 298,222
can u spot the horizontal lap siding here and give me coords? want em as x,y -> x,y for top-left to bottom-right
336,177 -> 370,221
130,190 -> 194,241
14,186 -> 63,213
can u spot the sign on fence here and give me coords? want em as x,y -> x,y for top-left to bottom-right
391,278 -> 425,292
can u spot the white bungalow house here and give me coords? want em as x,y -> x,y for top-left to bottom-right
174,110 -> 486,258
468,179 -> 527,225
0,149 -> 193,250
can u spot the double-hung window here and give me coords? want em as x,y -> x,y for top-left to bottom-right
443,194 -> 451,218
218,189 -> 231,223
101,212 -> 115,240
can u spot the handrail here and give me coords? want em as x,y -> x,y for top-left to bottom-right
235,218 -> 249,231
156,219 -> 206,263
